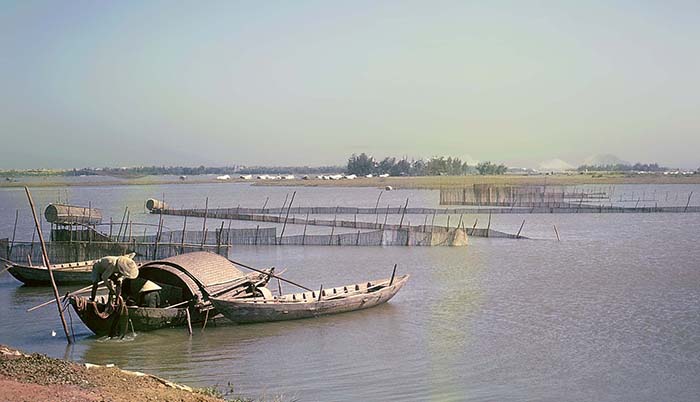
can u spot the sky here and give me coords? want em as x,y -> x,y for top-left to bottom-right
1,1 -> 699,170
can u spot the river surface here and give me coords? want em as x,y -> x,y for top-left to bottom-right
1,181 -> 699,401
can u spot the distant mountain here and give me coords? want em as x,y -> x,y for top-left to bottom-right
582,154 -> 629,166
538,159 -> 575,172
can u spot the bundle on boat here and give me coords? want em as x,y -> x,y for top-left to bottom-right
68,251 -> 272,337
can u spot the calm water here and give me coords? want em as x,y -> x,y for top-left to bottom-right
1,181 -> 699,401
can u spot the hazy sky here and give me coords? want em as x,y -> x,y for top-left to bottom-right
1,1 -> 699,169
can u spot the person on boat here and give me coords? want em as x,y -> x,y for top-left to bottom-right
138,280 -> 162,308
89,255 -> 139,303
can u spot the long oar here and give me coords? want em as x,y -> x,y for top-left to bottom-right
27,281 -> 105,312
0,263 -> 13,276
0,256 -> 18,275
228,258 -> 313,292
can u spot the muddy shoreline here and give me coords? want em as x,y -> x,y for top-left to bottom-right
0,344 -> 230,402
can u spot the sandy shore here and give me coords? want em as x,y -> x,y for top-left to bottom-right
1,173 -> 698,190
255,174 -> 700,189
0,345 -> 231,402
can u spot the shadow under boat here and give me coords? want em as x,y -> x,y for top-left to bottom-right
68,252 -> 272,337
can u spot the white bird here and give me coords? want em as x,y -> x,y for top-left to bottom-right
51,330 -> 56,337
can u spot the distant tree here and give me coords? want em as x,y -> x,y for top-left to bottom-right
390,158 -> 412,176
476,161 -> 507,175
410,159 -> 426,176
377,157 -> 396,175
346,153 -> 375,176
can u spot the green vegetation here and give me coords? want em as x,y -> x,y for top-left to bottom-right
346,153 -> 506,176
475,161 -> 508,175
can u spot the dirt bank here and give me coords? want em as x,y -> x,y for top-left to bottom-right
0,345 -> 227,402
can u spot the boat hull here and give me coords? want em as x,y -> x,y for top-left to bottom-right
69,297 -> 204,336
211,275 -> 409,324
8,265 -> 93,286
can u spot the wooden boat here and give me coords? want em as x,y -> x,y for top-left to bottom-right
69,252 -> 271,337
210,274 -> 410,324
3,254 -> 135,286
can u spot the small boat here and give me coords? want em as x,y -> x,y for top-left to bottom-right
210,273 -> 410,324
3,254 -> 136,286
69,252 -> 272,336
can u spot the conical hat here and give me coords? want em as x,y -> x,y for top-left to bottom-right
116,256 -> 139,279
139,280 -> 162,293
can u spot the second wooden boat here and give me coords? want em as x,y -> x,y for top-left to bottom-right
3,253 -> 135,286
210,274 -> 410,324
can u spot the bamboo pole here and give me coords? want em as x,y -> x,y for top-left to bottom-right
201,197 -> 209,248
302,212 -> 309,245
374,191 -> 383,225
116,207 -> 128,241
516,220 -> 525,238
180,215 -> 187,254
553,225 -> 560,241
201,309 -> 210,332
27,281 -> 105,312
279,191 -> 296,243
217,221 -> 224,254
226,219 -> 232,247
87,202 -> 92,244
122,210 -> 130,242
9,209 -> 18,259
279,193 -> 289,219
228,258 -> 313,291
153,215 -> 163,259
185,308 -> 193,335
685,191 -> 694,212
486,212 -> 491,237
24,187 -> 72,344
398,198 -> 409,228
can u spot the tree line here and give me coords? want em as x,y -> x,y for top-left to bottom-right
576,163 -> 667,172
63,165 -> 345,177
346,153 -> 507,176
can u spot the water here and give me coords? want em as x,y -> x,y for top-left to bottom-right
1,181 -> 699,401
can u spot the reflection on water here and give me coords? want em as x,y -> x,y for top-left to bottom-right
1,182 -> 700,401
